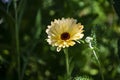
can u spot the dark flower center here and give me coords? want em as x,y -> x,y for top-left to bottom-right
61,32 -> 70,40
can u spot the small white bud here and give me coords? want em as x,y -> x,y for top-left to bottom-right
85,36 -> 93,43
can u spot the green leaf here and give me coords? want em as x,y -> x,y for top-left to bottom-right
17,0 -> 27,25
35,9 -> 42,39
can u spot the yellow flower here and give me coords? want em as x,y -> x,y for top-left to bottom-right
46,18 -> 84,52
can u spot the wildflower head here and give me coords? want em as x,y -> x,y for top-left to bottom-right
46,18 -> 84,52
1,0 -> 11,4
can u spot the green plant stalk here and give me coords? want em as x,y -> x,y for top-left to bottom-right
92,49 -> 104,80
21,40 -> 39,80
63,48 -> 70,79
13,0 -> 20,80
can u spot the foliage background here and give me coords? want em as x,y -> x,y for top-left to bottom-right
0,0 -> 120,80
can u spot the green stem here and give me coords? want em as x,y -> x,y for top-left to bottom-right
92,49 -> 104,80
63,48 -> 70,79
13,0 -> 20,80
21,40 -> 39,80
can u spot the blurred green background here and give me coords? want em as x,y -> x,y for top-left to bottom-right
0,0 -> 120,80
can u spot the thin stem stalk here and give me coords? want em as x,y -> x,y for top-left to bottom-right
92,49 -> 104,80
13,0 -> 20,80
63,48 -> 70,79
